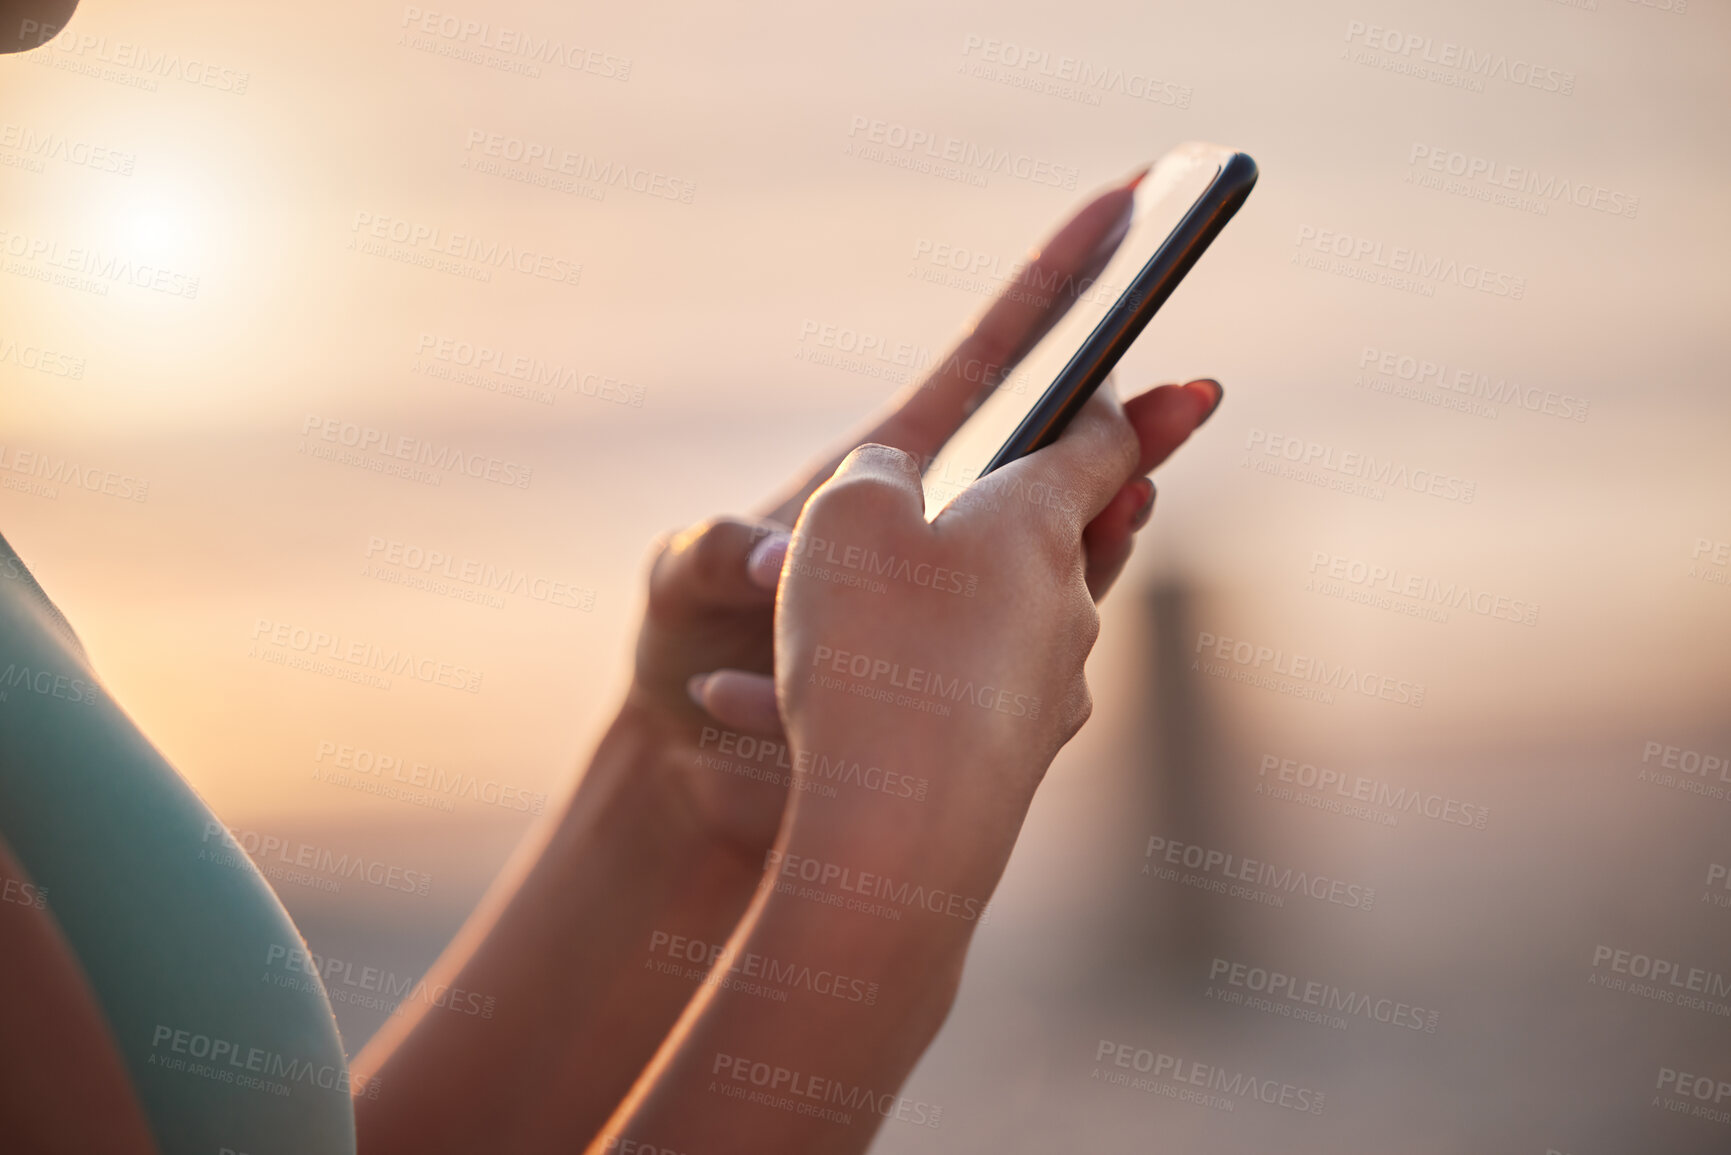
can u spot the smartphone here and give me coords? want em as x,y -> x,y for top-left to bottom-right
921,142 -> 1257,517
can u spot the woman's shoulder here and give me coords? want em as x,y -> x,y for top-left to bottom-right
0,533 -> 358,1155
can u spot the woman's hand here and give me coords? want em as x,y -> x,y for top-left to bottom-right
358,166 -> 1218,1155
766,378 -> 1219,938
687,374 -> 1221,758
586,377 -> 1222,1155
631,168 -> 1173,855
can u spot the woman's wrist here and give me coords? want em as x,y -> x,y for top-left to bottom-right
589,880 -> 967,1154
670,880 -> 971,1121
768,731 -> 1030,925
753,879 -> 970,1017
745,826 -> 988,1042
357,697 -> 779,1153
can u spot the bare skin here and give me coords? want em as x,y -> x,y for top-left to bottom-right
354,170 -> 1220,1153
0,837 -> 158,1155
0,171 -> 1220,1154
591,384 -> 1206,1154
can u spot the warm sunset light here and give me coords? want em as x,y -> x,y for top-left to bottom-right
2,1 -> 1726,1153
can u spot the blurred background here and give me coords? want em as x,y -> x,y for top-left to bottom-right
3,0 -> 1728,1150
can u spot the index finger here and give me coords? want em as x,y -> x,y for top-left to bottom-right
758,167 -> 1147,526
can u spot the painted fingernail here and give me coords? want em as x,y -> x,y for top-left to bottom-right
746,531 -> 790,590
1192,379 -> 1224,428
1125,163 -> 1153,191
1130,480 -> 1157,530
686,673 -> 711,708
1091,211 -> 1132,265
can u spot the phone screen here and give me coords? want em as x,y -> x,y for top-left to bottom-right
920,143 -> 1235,517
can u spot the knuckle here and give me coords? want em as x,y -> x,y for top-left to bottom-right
1089,405 -> 1138,475
1064,680 -> 1094,740
845,442 -> 920,478
811,474 -> 912,526
682,517 -> 758,583
645,530 -> 675,573
1080,392 -> 1138,473
1107,414 -> 1139,473
1078,601 -> 1102,650
644,531 -> 679,608
648,516 -> 762,612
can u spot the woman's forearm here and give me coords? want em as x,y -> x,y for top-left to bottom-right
587,832 -> 979,1155
353,701 -> 776,1154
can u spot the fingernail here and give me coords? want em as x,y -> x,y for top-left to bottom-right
1130,480 -> 1157,530
1192,379 -> 1224,428
1089,176 -> 1144,266
1124,163 -> 1152,191
1091,210 -> 1132,266
686,673 -> 710,708
746,531 -> 790,590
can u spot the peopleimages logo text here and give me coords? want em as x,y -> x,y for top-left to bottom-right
463,131 -> 692,202
1,227 -> 200,298
763,849 -> 988,922
1258,753 -> 1491,829
1343,21 -> 1575,95
1294,226 -> 1525,300
251,617 -> 484,694
958,35 -> 1193,108
1093,1039 -> 1326,1114
809,644 -> 1041,718
845,115 -> 1078,190
1208,956 -> 1440,1032
0,123 -> 136,174
1196,629 -> 1426,709
399,7 -> 631,79
1145,834 -> 1376,910
1245,428 -> 1476,505
1407,145 -> 1637,219
350,211 -> 582,286
300,416 -> 533,489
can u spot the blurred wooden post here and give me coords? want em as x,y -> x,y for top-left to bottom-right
1106,575 -> 1226,985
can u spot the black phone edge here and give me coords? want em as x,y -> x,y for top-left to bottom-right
979,151 -> 1259,476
